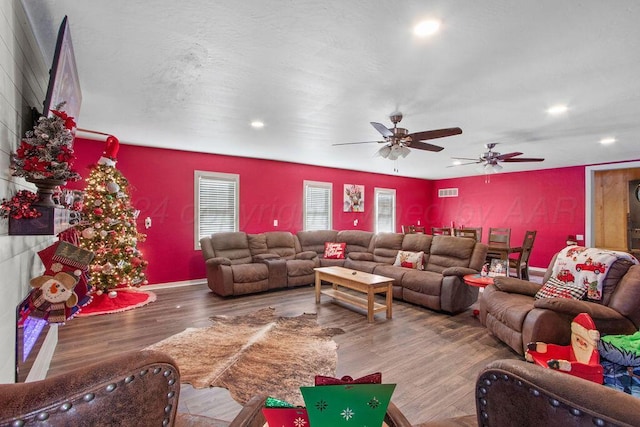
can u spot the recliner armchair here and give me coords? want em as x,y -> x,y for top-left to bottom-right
479,251 -> 640,355
417,359 -> 640,426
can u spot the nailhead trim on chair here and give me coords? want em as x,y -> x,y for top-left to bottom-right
9,363 -> 179,426
476,370 -> 608,427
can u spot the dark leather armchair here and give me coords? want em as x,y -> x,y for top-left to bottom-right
417,359 -> 640,427
0,350 -> 181,427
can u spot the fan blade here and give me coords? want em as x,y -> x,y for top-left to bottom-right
451,156 -> 482,161
409,127 -> 462,141
497,152 -> 523,161
502,157 -> 545,163
332,140 -> 385,146
370,122 -> 394,137
410,141 -> 444,152
447,161 -> 481,167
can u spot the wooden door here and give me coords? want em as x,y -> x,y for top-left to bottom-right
594,168 -> 640,250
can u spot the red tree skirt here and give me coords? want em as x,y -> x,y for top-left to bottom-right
77,288 -> 156,317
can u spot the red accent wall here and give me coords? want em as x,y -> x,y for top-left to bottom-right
429,167 -> 586,269
70,138 -> 434,285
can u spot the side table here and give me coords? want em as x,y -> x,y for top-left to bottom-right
463,274 -> 494,317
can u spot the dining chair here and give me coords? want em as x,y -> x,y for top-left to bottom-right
486,227 -> 512,260
508,230 -> 537,280
454,227 -> 481,241
431,227 -> 452,236
488,227 -> 511,245
413,225 -> 426,234
401,225 -> 415,234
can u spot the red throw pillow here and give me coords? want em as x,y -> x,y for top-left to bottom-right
401,261 -> 415,268
324,242 -> 346,259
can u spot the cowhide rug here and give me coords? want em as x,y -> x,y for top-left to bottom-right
145,307 -> 344,406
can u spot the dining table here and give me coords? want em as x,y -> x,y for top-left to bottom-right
486,242 -> 522,261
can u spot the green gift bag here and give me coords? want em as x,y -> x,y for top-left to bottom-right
300,383 -> 396,426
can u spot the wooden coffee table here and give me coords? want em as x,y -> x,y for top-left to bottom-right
314,266 -> 393,323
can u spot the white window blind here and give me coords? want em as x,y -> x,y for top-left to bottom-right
375,188 -> 396,233
195,171 -> 239,248
304,181 -> 332,230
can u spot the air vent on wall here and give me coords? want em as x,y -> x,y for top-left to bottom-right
438,188 -> 458,198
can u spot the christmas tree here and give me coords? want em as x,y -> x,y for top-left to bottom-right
77,136 -> 148,293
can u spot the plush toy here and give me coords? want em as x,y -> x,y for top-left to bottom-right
28,272 -> 79,324
526,312 -> 604,383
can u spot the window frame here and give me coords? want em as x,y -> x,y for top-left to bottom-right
374,187 -> 396,233
194,170 -> 240,249
303,180 -> 333,231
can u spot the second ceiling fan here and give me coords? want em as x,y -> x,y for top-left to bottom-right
450,143 -> 544,173
333,112 -> 462,160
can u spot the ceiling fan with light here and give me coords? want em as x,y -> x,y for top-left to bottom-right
450,143 -> 544,173
333,112 -> 462,160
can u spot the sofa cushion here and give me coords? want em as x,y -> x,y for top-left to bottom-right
324,242 -> 346,259
401,270 -> 443,296
393,250 -> 424,270
426,235 -> 476,272
372,233 -> 404,264
211,232 -> 252,264
230,263 -> 269,283
297,230 -> 339,255
286,259 -> 315,277
401,234 -> 432,265
247,233 -> 269,256
264,231 -> 297,259
534,277 -> 587,300
336,230 -> 374,254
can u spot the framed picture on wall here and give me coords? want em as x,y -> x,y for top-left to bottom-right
344,184 -> 364,212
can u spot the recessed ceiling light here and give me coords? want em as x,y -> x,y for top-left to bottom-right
546,104 -> 568,115
413,20 -> 441,37
600,137 -> 616,145
452,160 -> 461,166
250,121 -> 264,128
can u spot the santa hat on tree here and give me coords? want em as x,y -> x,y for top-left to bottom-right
97,135 -> 120,167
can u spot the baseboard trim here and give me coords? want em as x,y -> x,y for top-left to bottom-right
144,278 -> 207,290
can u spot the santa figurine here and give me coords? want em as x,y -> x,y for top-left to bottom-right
525,312 -> 603,383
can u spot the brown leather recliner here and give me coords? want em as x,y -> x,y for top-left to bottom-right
0,350 -> 281,427
479,251 -> 640,356
416,359 -> 640,427
0,350 -> 181,426
200,232 -> 270,296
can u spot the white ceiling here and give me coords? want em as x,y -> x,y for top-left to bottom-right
22,0 -> 640,179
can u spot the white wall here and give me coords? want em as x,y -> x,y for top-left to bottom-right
0,0 -> 56,383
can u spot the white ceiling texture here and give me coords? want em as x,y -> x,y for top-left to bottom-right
21,1 -> 640,179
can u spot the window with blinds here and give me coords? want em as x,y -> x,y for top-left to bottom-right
375,188 -> 396,233
194,171 -> 239,248
304,180 -> 332,230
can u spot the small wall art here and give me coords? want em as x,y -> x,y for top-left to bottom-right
344,184 -> 364,212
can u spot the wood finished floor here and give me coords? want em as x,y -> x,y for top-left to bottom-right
48,284 -> 521,424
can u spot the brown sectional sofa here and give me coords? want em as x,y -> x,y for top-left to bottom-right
200,229 -> 488,314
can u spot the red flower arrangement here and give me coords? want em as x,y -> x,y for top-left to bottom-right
10,104 -> 81,182
0,190 -> 42,220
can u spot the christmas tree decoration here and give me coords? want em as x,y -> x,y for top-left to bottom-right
10,103 -> 81,182
77,135 -> 148,293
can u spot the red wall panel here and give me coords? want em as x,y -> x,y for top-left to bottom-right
430,167 -> 585,269
70,138 -> 433,284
